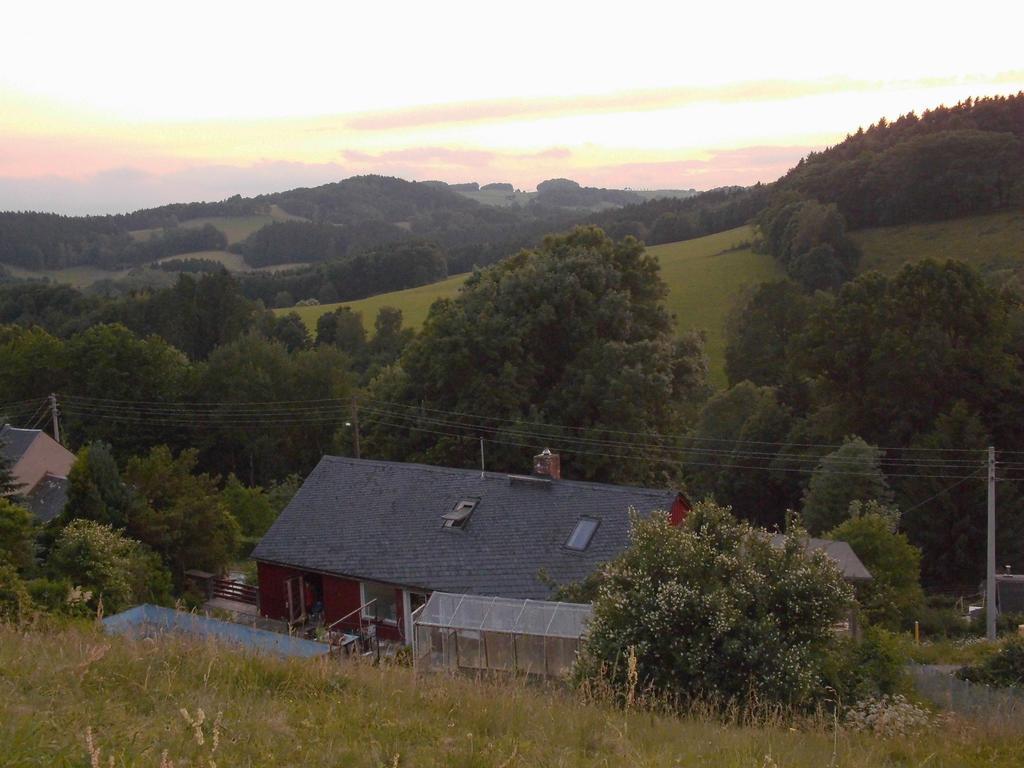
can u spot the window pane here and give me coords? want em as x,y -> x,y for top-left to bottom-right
566,518 -> 599,550
362,582 -> 397,622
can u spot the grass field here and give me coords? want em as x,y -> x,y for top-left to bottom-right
285,271 -> 470,331
648,225 -> 780,385
0,262 -> 131,288
131,204 -> 306,245
852,210 -> 1024,275
1,621 -> 1019,767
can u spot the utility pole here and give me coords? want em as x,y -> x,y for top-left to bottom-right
351,396 -> 361,459
48,393 -> 61,445
480,436 -> 485,479
987,446 -> 997,642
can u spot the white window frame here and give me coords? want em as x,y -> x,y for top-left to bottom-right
361,580 -> 399,625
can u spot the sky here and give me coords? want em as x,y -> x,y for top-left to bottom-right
1,0 -> 1022,214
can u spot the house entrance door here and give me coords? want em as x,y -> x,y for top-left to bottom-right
285,576 -> 306,626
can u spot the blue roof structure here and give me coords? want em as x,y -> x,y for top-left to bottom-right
103,604 -> 330,658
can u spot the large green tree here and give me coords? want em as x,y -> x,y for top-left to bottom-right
795,260 -> 1020,450
124,446 -> 240,581
684,382 -> 795,527
829,501 -> 925,630
801,437 -> 893,535
364,227 -> 707,484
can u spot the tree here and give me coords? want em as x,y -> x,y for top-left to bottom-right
725,280 -> 818,388
48,519 -> 172,613
685,382 -> 795,527
316,307 -> 367,356
124,446 -> 240,581
365,227 -> 707,485
0,436 -> 19,498
0,498 -> 35,571
801,437 -> 893,535
221,474 -> 276,539
63,442 -> 134,529
62,324 -> 189,453
795,260 -> 1019,449
578,502 -> 852,708
829,501 -> 925,630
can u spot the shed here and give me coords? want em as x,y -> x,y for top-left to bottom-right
413,591 -> 592,678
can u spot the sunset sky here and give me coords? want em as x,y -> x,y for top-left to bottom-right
2,0 -> 1022,214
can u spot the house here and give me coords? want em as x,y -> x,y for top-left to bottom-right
0,425 -> 75,522
253,450 -> 873,645
252,451 -> 690,642
769,534 -> 873,582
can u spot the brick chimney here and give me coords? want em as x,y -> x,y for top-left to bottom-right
533,448 -> 561,480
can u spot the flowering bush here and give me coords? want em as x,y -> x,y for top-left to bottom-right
843,695 -> 934,736
576,501 -> 853,709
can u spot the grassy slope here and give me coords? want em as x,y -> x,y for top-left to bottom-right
283,225 -> 777,386
0,263 -> 132,288
2,622 -> 1018,767
852,209 -> 1024,275
285,271 -> 470,332
648,225 -> 779,386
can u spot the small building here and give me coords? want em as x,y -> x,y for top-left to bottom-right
0,425 -> 75,522
252,452 -> 690,643
412,591 -> 593,678
995,573 -> 1024,615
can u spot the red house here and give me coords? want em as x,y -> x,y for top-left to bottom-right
251,451 -> 690,643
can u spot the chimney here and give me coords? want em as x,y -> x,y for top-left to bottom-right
533,448 -> 561,480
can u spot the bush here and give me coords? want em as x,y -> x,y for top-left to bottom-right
48,520 -> 172,613
957,636 -> 1024,688
577,502 -> 853,710
820,628 -> 911,704
0,562 -> 32,621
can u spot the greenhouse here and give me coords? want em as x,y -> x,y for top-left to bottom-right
412,592 -> 593,678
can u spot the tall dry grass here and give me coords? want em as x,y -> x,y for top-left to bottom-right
1,619 -> 1022,767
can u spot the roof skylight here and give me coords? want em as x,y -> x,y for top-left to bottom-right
442,499 -> 478,529
565,517 -> 599,551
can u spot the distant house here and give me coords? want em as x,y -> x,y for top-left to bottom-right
252,451 -> 690,642
253,450 -> 872,645
0,425 -> 75,522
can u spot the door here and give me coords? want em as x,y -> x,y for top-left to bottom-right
285,576 -> 306,626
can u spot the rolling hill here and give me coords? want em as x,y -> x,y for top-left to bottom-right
280,225 -> 777,386
280,210 -> 1024,387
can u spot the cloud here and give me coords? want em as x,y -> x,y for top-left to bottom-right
573,145 -> 820,190
0,160 -> 352,215
341,73 -> 1024,132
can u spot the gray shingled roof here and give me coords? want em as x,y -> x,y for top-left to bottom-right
0,425 -> 39,465
770,534 -> 873,581
24,474 -> 69,523
252,456 -> 681,600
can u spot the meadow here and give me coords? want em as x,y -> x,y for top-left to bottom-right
851,210 -> 1024,275
282,225 -> 777,386
1,620 -> 1021,767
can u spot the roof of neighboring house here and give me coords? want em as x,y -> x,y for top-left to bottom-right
253,456 -> 683,600
996,575 -> 1024,614
770,533 -> 873,582
23,473 -> 69,523
0,425 -> 40,465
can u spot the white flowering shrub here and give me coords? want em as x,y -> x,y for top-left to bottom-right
843,695 -> 934,736
577,501 -> 853,709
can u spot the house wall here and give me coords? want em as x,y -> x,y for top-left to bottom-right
256,561 -> 303,620
12,433 -> 75,494
668,495 -> 691,526
256,561 -> 407,642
